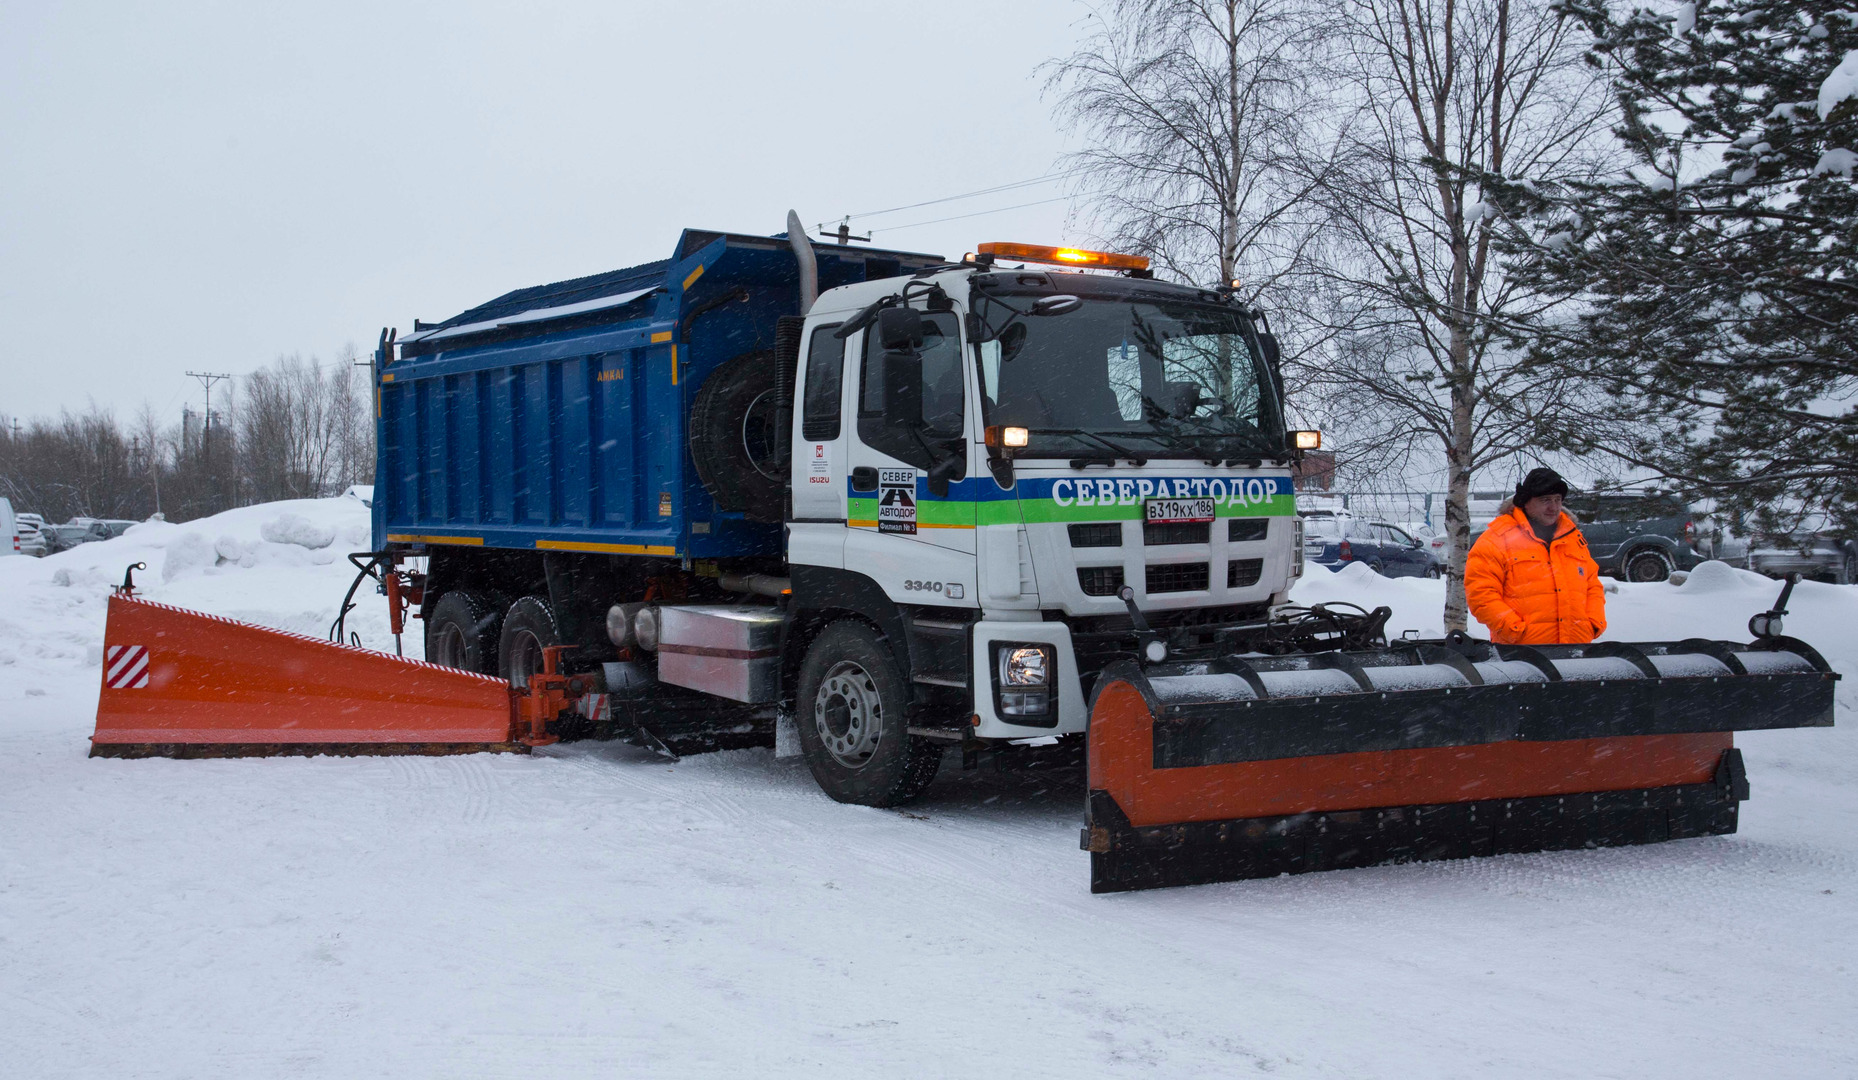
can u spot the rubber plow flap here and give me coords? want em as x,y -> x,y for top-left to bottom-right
1084,637 -> 1838,893
91,594 -> 521,757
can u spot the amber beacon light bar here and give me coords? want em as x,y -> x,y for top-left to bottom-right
976,243 -> 1150,272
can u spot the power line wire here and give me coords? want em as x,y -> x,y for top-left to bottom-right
846,170 -> 1082,221
874,195 -> 1075,234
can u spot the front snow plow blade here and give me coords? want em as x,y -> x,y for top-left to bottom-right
90,594 -> 522,757
1084,638 -> 1837,893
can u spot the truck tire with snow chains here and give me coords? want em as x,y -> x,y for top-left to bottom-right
426,590 -> 503,675
794,621 -> 943,806
689,349 -> 786,523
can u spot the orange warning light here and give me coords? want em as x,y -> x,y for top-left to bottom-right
976,243 -> 1150,272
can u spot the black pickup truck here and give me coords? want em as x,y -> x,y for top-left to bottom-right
1565,492 -> 1713,583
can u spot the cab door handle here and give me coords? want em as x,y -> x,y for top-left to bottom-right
851,466 -> 878,492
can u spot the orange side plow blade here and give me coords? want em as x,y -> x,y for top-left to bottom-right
91,594 -> 520,757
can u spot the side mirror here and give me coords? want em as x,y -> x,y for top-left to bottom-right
1256,331 -> 1281,367
1032,295 -> 1082,316
881,349 -> 923,427
877,307 -> 925,351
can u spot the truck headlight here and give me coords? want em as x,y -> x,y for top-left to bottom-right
1000,645 -> 1049,686
994,643 -> 1054,722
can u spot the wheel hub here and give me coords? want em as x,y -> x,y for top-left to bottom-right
815,661 -> 882,767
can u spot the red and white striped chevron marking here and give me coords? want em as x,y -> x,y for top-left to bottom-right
104,644 -> 150,689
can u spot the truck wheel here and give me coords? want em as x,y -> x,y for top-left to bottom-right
689,348 -> 786,523
498,596 -> 561,689
426,590 -> 502,674
1624,548 -> 1673,583
794,621 -> 942,806
1839,551 -> 1857,586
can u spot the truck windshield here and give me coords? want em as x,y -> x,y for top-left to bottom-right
972,289 -> 1282,459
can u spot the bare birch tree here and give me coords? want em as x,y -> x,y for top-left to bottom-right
1043,0 -> 1333,299
1300,0 -> 1616,629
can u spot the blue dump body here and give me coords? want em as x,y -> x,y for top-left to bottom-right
373,229 -> 942,560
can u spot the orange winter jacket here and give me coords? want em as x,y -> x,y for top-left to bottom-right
1465,502 -> 1607,645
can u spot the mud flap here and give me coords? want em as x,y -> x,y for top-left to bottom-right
1085,638 -> 1837,893
91,594 -> 521,757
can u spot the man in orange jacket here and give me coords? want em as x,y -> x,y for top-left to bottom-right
1465,467 -> 1607,645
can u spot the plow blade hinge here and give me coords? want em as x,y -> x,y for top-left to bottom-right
90,595 -> 520,757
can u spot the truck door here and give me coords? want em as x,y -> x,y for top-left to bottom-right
790,320 -> 850,569
844,308 -> 978,599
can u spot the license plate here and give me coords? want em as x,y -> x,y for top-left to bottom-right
1144,497 -> 1215,524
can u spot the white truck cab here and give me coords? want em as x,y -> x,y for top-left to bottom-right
784,249 -> 1302,742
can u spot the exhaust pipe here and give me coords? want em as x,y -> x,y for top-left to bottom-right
786,209 -> 818,314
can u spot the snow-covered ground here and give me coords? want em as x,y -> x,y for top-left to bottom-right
1,498 -> 1853,1078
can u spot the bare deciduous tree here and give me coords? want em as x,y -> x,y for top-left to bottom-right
1043,0 -> 1332,298
1301,0 -> 1616,629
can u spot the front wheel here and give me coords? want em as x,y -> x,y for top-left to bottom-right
1838,551 -> 1857,586
794,621 -> 942,806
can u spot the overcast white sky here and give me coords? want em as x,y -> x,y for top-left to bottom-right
1,0 -> 1090,424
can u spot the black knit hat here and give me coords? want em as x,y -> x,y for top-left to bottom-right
1515,466 -> 1569,505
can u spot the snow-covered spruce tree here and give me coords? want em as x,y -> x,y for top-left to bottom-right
1495,0 -> 1858,539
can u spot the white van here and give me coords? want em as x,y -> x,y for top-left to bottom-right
0,497 -> 18,557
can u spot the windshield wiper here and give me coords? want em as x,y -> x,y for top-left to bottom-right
1028,427 -> 1148,465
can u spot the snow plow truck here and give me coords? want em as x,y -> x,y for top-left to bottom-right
91,214 -> 1838,892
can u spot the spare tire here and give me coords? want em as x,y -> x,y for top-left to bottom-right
689,348 -> 787,522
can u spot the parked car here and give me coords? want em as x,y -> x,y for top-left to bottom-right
43,520 -> 112,554
1397,520 -> 1452,563
1561,491 -> 1713,583
1746,531 -> 1858,584
14,512 -> 48,557
1300,511 -> 1439,578
0,498 -> 16,557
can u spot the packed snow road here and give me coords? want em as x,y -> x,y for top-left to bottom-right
2,498 -> 1853,1077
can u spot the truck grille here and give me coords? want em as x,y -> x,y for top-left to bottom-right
1078,566 -> 1126,596
1143,521 -> 1210,546
1146,562 -> 1209,593
1228,558 -> 1264,588
1068,523 -> 1122,548
1228,518 -> 1268,542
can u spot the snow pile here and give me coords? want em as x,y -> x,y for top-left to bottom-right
260,511 -> 336,550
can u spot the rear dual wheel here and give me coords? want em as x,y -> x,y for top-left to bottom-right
426,590 -> 502,674
426,591 -> 562,689
498,596 -> 562,689
794,621 -> 943,806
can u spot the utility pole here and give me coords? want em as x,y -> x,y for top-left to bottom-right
819,216 -> 870,246
186,372 -> 231,437
187,372 -> 231,512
